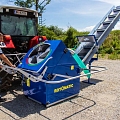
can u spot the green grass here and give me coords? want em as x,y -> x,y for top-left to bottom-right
98,54 -> 120,60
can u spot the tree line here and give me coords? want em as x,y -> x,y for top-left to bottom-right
38,25 -> 120,59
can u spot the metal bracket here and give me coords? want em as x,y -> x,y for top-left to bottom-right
0,63 -> 107,84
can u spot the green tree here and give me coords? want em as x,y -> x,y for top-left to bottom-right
14,0 -> 34,8
64,27 -> 89,48
38,25 -> 66,40
38,25 -> 56,39
14,0 -> 51,11
99,30 -> 120,59
47,26 -> 64,36
64,27 -> 77,48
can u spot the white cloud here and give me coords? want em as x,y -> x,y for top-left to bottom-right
78,21 -> 120,32
52,0 -> 77,2
95,0 -> 120,6
113,22 -> 120,30
0,0 -> 14,5
65,8 -> 99,15
78,26 -> 94,32
61,1 -> 113,17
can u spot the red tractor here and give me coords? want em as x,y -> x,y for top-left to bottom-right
0,5 -> 47,90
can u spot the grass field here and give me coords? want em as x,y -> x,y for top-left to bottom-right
98,54 -> 120,60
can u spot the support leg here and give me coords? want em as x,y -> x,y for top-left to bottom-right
82,62 -> 96,85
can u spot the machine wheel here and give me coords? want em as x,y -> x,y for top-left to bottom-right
0,70 -> 14,92
0,49 -> 17,91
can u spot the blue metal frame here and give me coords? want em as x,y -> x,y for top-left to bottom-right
19,40 -> 81,106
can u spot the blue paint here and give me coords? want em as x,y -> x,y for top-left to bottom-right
18,40 -> 80,106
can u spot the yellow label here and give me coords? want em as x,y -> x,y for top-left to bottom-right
54,84 -> 73,93
26,78 -> 30,87
71,65 -> 74,70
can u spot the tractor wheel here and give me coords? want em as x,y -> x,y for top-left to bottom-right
0,70 -> 14,92
0,50 -> 22,92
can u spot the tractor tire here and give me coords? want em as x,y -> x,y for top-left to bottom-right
0,70 -> 14,92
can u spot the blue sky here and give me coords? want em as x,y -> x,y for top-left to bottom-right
0,0 -> 120,31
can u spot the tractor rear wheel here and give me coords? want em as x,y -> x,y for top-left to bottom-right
0,70 -> 14,91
